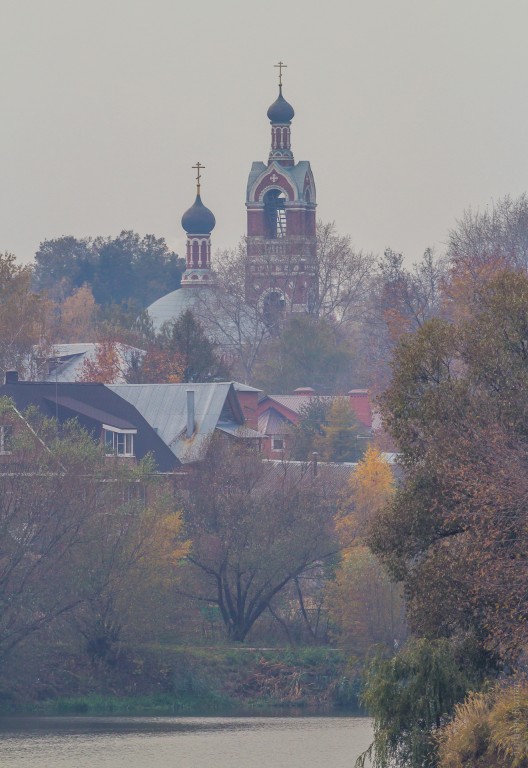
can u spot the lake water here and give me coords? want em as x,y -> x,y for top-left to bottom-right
0,715 -> 373,768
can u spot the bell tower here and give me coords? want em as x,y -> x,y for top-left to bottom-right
245,63 -> 317,328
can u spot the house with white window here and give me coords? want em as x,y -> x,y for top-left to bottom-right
0,374 -> 264,471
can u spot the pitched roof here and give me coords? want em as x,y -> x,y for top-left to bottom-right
42,343 -> 144,383
258,407 -> 294,435
258,392 -> 373,430
257,459 -> 356,495
108,382 -> 260,464
0,381 -> 179,472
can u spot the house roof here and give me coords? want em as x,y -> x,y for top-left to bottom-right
257,459 -> 356,494
0,381 -> 180,472
258,392 -> 373,430
258,407 -> 293,436
46,395 -> 136,430
42,343 -> 144,383
108,382 -> 262,464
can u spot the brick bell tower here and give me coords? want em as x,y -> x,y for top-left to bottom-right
245,62 -> 317,329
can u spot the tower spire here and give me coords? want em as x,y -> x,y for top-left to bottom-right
192,161 -> 204,196
274,60 -> 287,89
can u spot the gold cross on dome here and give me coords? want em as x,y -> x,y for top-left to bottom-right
274,61 -> 287,88
192,161 -> 204,194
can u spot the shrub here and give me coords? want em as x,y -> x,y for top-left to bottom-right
437,681 -> 528,768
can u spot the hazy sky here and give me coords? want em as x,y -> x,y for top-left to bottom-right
2,0 -> 528,266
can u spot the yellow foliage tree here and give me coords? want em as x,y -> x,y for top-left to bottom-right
58,284 -> 96,342
336,445 -> 395,553
327,447 -> 405,652
0,252 -> 55,379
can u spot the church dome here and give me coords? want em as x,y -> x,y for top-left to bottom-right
267,87 -> 295,124
147,285 -> 256,345
147,286 -> 216,331
181,194 -> 216,235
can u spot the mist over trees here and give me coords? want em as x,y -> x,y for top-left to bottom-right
0,195 -> 527,755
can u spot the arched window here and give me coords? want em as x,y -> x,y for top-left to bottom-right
264,189 -> 287,239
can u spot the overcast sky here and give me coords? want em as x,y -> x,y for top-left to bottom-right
2,0 -> 528,267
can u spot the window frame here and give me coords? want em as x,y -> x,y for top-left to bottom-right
103,424 -> 136,457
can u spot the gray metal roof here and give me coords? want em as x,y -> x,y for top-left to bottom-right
43,343 -> 144,383
107,382 -> 245,463
258,408 -> 293,436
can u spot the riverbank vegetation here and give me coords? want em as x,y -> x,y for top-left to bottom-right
0,645 -> 360,715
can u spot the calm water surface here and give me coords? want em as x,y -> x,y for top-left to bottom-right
0,715 -> 372,768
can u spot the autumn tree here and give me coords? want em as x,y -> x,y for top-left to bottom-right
0,399 -> 187,664
64,465 -> 187,662
327,447 -> 404,654
371,270 -> 528,665
0,403 -> 109,661
0,252 -> 54,380
54,284 -> 97,342
336,446 -> 395,550
315,398 -> 366,463
131,345 -> 184,384
180,437 -> 341,642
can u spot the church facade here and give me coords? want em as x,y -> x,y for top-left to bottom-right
245,65 -> 317,326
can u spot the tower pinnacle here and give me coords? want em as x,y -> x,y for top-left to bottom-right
274,60 -> 287,88
192,161 -> 204,196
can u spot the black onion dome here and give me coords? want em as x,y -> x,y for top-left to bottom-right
267,86 -> 295,124
181,194 -> 216,234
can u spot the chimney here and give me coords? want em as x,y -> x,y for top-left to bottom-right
348,389 -> 372,429
4,371 -> 19,384
186,390 -> 195,438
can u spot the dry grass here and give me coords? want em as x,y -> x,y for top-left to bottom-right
437,681 -> 528,768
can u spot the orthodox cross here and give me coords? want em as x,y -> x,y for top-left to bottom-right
192,161 -> 204,195
274,61 -> 287,88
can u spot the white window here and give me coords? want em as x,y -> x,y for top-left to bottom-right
0,425 -> 12,454
103,425 -> 136,457
272,437 -> 285,451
